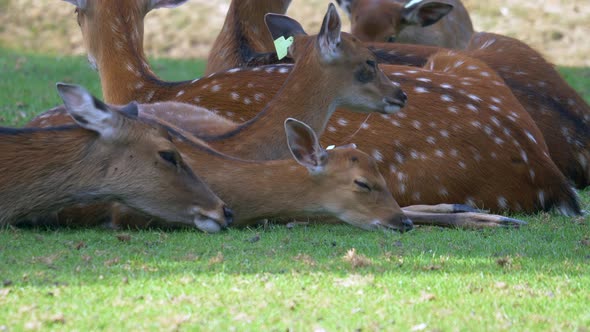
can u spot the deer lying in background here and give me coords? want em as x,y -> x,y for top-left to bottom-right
192,0 -> 590,189
31,102 -> 526,230
204,0 -> 293,75
335,0 -> 474,48
48,1 -> 581,215
1,83 -> 231,231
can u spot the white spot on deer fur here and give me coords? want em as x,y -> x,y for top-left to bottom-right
520,149 -> 528,163
441,95 -> 453,102
448,106 -> 458,114
134,82 -> 144,90
360,122 -> 370,130
412,120 -> 422,129
125,62 -> 135,73
484,125 -> 493,136
394,112 -> 407,118
450,149 -> 458,157
252,67 -> 261,72
486,104 -> 502,113
467,65 -> 479,70
426,136 -> 436,144
397,172 -> 407,182
460,81 -> 472,86
254,93 -> 264,102
391,120 -> 401,127
227,68 -> 240,73
398,184 -> 406,194
244,97 -> 252,105
529,169 -> 536,181
230,92 -> 240,100
328,126 -> 336,132
265,67 -> 275,73
490,116 -> 501,127
414,87 -> 429,94
538,190 -> 545,208
497,196 -> 508,209
439,187 -> 449,197
490,152 -> 498,159
491,97 -> 502,104
428,121 -> 437,128
480,39 -> 496,49
435,149 -> 444,157
439,83 -> 452,89
458,161 -> 466,169
480,71 -> 491,77
211,85 -> 221,92
410,150 -> 419,159
372,150 -> 383,162
194,97 -> 201,103
176,90 -> 185,97
391,72 -> 405,76
406,70 -> 419,74
200,84 -> 210,90
494,137 -> 505,145
525,131 -> 537,144
145,90 -> 155,102
247,83 -> 255,88
412,192 -> 421,201
578,153 -> 588,170
278,67 -> 290,74
394,152 -> 404,164
471,121 -> 481,128
492,80 -> 504,86
417,77 -> 431,83
466,104 -> 478,112
468,94 -> 482,102
337,118 -> 349,126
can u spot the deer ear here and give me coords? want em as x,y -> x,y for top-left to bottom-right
334,0 -> 354,19
402,1 -> 453,27
284,118 -> 328,174
57,83 -> 123,139
317,3 -> 343,63
62,0 -> 86,9
265,13 -> 308,41
149,0 -> 189,10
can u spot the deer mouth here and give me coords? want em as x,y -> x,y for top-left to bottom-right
382,97 -> 406,114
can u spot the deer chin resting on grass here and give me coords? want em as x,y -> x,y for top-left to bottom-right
2,83 -> 232,232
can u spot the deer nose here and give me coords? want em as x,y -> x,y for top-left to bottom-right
223,205 -> 234,226
401,216 -> 413,232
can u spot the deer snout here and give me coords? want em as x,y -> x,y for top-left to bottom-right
382,89 -> 407,114
192,204 -> 234,233
400,216 -> 414,233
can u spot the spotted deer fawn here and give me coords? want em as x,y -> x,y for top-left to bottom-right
335,0 -> 474,48
1,83 -> 232,231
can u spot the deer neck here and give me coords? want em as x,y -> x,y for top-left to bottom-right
0,128 -> 110,224
92,13 -> 160,105
176,138 -> 325,223
205,61 -> 337,160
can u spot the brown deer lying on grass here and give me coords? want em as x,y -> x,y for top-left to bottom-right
194,0 -> 590,189
335,0 -> 474,48
31,102 -> 526,230
1,83 -> 232,231
48,1 -> 581,216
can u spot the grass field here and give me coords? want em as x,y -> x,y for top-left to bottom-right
1,47 -> 590,331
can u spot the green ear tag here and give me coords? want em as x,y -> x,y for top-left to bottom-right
273,36 -> 294,60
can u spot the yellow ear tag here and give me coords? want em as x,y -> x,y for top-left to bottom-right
274,36 -> 294,60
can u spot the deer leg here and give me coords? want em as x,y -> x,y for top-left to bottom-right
403,211 -> 526,229
402,204 -> 488,214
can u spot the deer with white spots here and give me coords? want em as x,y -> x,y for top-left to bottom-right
335,0 -> 474,49
204,0 -> 293,75
39,3 -> 581,216
50,2 -> 408,161
31,102 -> 526,230
1,83 -> 232,231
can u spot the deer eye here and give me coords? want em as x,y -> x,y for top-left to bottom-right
159,150 -> 179,167
354,179 -> 372,192
366,60 -> 376,68
387,36 -> 396,43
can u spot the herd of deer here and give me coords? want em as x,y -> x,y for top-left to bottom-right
2,0 -> 588,233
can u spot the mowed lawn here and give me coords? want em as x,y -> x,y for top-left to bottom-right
0,47 -> 589,331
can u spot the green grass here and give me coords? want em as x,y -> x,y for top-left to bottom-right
0,47 -> 589,331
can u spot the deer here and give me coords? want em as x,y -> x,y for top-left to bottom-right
1,83 -> 232,232
47,1 -> 581,216
193,0 -> 590,189
32,101 -> 526,230
335,0 -> 474,49
204,0 -> 293,75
